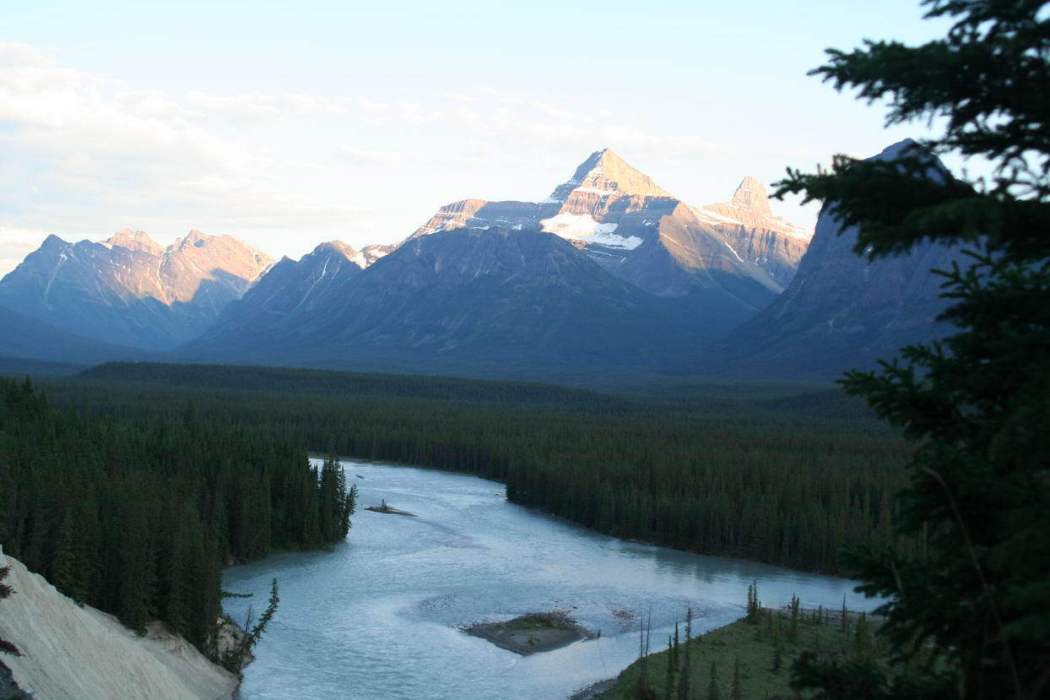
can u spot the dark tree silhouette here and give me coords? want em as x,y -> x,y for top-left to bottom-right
0,565 -> 19,656
777,1 -> 1050,698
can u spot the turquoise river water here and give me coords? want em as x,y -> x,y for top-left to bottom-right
223,459 -> 877,699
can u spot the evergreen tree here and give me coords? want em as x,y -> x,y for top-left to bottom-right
638,611 -> 652,698
51,511 -> 80,601
731,656 -> 742,700
746,581 -> 762,624
249,578 -> 280,648
672,622 -> 680,672
707,660 -> 721,700
117,502 -> 155,634
342,482 -> 357,537
223,578 -> 280,676
853,613 -> 873,662
678,609 -> 692,700
0,565 -> 19,656
789,594 -> 801,642
665,634 -> 675,700
777,1 -> 1050,697
0,378 -> 353,661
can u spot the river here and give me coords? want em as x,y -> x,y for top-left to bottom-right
223,459 -> 877,699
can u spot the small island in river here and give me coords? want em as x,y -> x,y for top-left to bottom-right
464,611 -> 596,655
365,499 -> 417,517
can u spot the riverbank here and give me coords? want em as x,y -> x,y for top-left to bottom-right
0,548 -> 238,700
569,678 -> 616,699
223,460 -> 877,699
464,611 -> 595,655
597,606 -> 882,699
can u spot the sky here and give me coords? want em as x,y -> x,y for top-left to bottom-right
0,0 -> 950,275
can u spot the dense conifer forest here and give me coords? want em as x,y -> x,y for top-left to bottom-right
55,363 -> 909,574
0,376 -> 355,659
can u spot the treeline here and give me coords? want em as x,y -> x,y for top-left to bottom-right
44,364 -> 909,574
82,362 -> 625,410
0,378 -> 355,658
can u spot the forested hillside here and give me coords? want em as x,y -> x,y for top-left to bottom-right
0,378 -> 355,659
59,363 -> 910,574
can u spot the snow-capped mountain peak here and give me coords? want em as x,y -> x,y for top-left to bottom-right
407,150 -> 810,295
306,240 -> 393,269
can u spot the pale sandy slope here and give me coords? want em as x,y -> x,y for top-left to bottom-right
0,547 -> 237,699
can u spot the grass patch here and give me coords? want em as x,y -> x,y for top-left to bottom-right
602,605 -> 884,699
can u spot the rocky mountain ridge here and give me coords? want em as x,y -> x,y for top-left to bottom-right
181,149 -> 814,376
185,224 -> 711,379
1,142 -> 961,383
414,149 -> 809,303
721,140 -> 964,377
0,228 -> 273,349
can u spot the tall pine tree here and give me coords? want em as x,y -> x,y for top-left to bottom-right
777,1 -> 1050,698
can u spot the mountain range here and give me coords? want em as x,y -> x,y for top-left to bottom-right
413,149 -> 808,305
0,142 -> 961,382
0,229 -> 271,350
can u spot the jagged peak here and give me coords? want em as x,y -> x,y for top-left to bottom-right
172,229 -> 266,258
105,229 -> 162,255
697,177 -> 811,241
171,228 -> 213,250
547,148 -> 670,202
40,233 -> 71,249
729,176 -> 773,217
573,147 -> 622,175
311,240 -> 358,260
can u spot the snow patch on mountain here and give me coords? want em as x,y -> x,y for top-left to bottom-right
539,213 -> 643,250
722,239 -> 745,263
349,252 -> 368,268
690,206 -> 742,226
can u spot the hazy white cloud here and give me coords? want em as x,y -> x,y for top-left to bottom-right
0,225 -> 50,276
183,91 -> 353,124
0,40 -> 821,274
336,147 -> 404,166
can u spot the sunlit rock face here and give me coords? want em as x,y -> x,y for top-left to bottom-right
0,228 -> 272,349
412,149 -> 811,309
182,150 -> 812,378
697,176 -> 810,289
